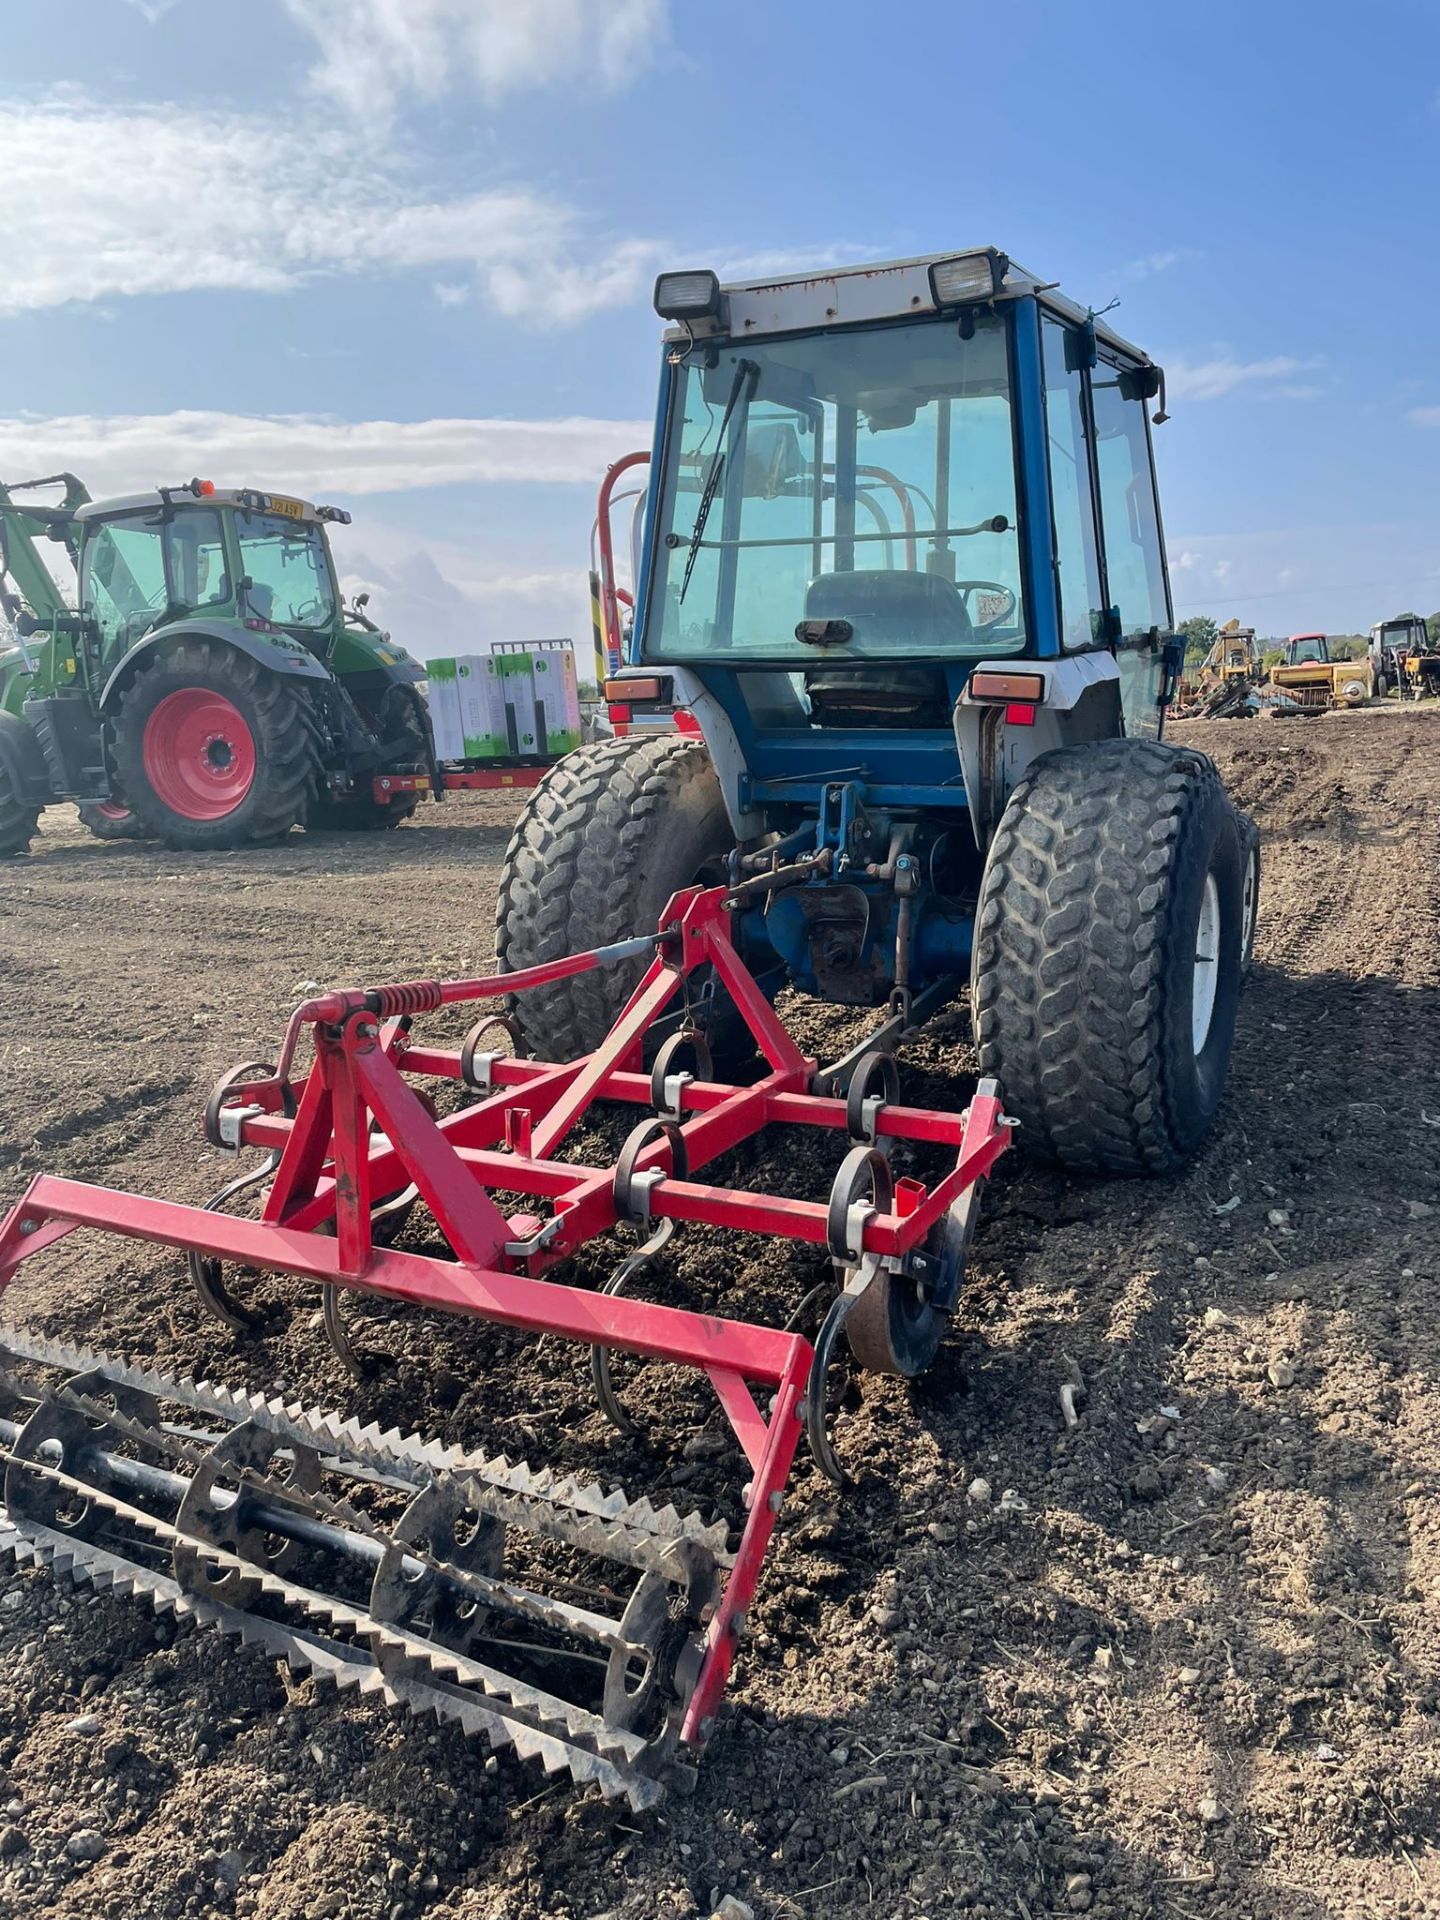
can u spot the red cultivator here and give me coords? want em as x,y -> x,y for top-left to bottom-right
0,884 -> 1009,1805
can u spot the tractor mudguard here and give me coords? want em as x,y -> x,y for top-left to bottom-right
328,624 -> 426,688
0,707 -> 51,805
96,619 -> 332,712
952,651 -> 1124,848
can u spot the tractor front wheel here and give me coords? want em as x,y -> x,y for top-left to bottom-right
113,642 -> 318,851
78,800 -> 143,841
496,734 -> 734,1061
0,712 -> 43,857
972,739 -> 1245,1174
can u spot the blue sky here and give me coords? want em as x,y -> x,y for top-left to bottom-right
2,0 -> 1436,646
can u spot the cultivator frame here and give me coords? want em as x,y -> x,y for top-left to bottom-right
0,883 -> 1009,1801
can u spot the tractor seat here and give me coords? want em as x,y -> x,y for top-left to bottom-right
802,570 -> 961,728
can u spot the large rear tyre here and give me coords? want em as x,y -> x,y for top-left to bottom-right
495,735 -> 733,1060
113,641 -> 318,851
0,712 -> 43,857
971,739 -> 1244,1175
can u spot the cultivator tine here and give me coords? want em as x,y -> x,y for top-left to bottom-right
590,1216 -> 678,1436
0,1335 -> 726,1808
186,1155 -> 278,1332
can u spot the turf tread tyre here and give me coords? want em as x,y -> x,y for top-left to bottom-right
496,734 -> 731,1060
971,738 -> 1243,1175
113,639 -> 319,851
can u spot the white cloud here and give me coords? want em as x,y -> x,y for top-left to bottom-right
0,409 -> 649,499
280,0 -> 667,124
1122,250 -> 1183,280
1409,404 -> 1440,426
432,282 -> 472,308
0,95 -> 663,323
339,525 -> 596,662
1168,520 -> 1436,633
1164,354 -> 1322,402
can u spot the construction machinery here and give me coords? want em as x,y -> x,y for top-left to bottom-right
1370,614 -> 1440,701
1172,620 -> 1262,718
1269,632 -> 1373,712
0,476 -> 435,852
0,249 -> 1256,1805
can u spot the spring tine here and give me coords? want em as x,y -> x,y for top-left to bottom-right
591,1217 -> 676,1436
321,1285 -> 368,1380
185,1156 -> 278,1332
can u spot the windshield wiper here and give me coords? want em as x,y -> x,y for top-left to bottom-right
679,358 -> 758,603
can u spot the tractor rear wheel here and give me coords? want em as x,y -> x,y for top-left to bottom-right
496,734 -> 734,1060
0,712 -> 43,857
971,739 -> 1244,1175
113,641 -> 318,851
78,800 -> 143,841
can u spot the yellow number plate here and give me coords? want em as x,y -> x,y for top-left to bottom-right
266,495 -> 304,519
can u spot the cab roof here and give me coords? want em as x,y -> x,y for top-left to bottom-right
74,487 -> 324,525
666,249 -> 1154,365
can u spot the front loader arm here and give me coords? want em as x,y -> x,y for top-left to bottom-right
0,473 -> 88,632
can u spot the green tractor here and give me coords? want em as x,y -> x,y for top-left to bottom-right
0,474 -> 436,854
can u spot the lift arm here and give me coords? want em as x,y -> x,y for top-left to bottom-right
0,473 -> 89,633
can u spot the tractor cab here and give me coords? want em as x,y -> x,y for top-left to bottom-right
1282,633 -> 1329,666
71,485 -> 357,678
630,251 -> 1174,816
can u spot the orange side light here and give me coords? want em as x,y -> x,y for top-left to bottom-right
197,480 -> 216,496
969,669 -> 1045,703
604,676 -> 663,703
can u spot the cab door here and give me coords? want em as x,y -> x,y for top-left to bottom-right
1088,356 -> 1172,738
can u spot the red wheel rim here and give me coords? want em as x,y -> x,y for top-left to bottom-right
142,689 -> 257,821
95,801 -> 131,822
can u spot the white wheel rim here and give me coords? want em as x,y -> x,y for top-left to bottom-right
1192,873 -> 1221,1055
1241,848 -> 1258,956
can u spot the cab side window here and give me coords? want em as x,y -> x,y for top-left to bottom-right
1041,318 -> 1103,650
1090,363 -> 1169,638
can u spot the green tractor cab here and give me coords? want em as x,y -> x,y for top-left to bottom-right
0,476 -> 435,853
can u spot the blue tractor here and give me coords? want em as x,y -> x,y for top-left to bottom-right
498,249 -> 1259,1227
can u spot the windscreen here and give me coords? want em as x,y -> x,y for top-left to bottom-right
643,312 -> 1025,663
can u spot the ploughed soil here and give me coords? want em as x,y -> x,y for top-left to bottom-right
0,708 -> 1437,1920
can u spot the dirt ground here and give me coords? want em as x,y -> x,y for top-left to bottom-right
0,708 -> 1437,1920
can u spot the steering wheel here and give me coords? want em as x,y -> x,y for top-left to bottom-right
954,580 -> 1016,629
